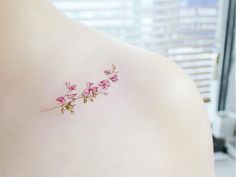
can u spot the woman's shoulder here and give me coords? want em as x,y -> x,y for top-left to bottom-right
104,38 -> 215,177
100,36 -> 199,100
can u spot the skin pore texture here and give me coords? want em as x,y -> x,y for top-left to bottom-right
0,0 -> 214,177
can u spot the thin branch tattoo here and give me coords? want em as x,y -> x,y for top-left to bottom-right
42,64 -> 119,114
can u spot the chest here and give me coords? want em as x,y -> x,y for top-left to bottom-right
0,92 -> 172,176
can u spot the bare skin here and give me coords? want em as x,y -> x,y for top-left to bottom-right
0,0 -> 214,177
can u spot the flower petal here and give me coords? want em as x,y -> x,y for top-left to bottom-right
70,84 -> 77,90
110,74 -> 118,82
56,97 -> 66,104
83,88 -> 91,96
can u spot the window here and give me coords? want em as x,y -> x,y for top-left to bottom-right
52,0 -> 219,102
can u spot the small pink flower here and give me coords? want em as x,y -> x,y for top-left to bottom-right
56,97 -> 66,104
66,94 -> 77,100
104,69 -> 111,75
109,74 -> 118,82
65,82 -> 77,91
70,84 -> 77,90
83,82 -> 98,96
98,79 -> 111,89
91,86 -> 98,93
83,88 -> 90,96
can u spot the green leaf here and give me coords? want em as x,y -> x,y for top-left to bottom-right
65,102 -> 73,111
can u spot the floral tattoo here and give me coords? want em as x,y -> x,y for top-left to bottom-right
43,64 -> 119,114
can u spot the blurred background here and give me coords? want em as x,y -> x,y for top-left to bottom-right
51,0 -> 235,176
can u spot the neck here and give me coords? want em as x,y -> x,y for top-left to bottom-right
0,0 -> 83,39
0,0 -> 93,70
0,0 -> 96,105
0,0 -> 61,22
0,0 -> 65,79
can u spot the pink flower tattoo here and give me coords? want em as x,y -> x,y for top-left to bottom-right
42,64 -> 119,114
98,79 -> 111,89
